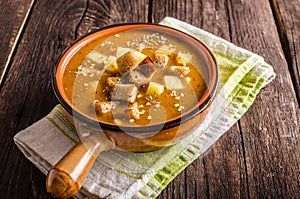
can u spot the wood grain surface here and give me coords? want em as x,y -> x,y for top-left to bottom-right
271,0 -> 300,103
0,0 -> 299,198
0,0 -> 34,88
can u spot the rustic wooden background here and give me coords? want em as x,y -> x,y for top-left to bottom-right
0,0 -> 299,198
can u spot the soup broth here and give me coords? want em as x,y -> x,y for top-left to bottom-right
62,28 -> 208,126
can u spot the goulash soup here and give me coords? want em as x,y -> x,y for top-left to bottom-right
62,28 -> 208,126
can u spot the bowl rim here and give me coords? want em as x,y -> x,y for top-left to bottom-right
52,23 -> 219,133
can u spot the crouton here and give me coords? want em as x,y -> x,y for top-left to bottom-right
106,77 -> 121,89
94,101 -> 117,114
116,51 -> 147,75
111,84 -> 138,103
136,57 -> 157,78
125,57 -> 157,86
128,70 -> 150,86
111,103 -> 142,121
128,102 -> 141,120
170,66 -> 191,75
153,53 -> 169,68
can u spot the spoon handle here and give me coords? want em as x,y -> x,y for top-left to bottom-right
45,140 -> 105,198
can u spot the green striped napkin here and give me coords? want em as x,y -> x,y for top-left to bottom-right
14,17 -> 275,199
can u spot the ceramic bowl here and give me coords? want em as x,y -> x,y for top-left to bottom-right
53,24 -> 219,152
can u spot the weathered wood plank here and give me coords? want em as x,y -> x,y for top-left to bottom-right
0,0 -> 87,198
75,0 -> 149,38
227,0 -> 300,198
0,0 -> 34,88
271,0 -> 300,106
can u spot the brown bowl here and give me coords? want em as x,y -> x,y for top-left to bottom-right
48,24 -> 218,198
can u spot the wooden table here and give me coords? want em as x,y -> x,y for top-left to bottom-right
0,0 -> 299,198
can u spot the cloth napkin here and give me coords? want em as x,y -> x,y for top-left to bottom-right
14,17 -> 276,199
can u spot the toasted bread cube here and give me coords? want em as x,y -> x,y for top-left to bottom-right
146,82 -> 164,96
128,70 -> 150,86
111,103 -> 140,121
116,51 -> 147,75
153,53 -> 169,68
126,57 -> 157,86
170,66 -> 191,75
94,101 -> 116,114
111,84 -> 138,103
136,57 -> 157,78
164,76 -> 184,90
128,102 -> 140,120
106,77 -> 121,89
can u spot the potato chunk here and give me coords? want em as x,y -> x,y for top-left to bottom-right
155,45 -> 175,55
146,82 -> 164,96
87,51 -> 107,64
164,76 -> 184,90
116,47 -> 131,57
105,59 -> 119,74
175,52 -> 192,66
